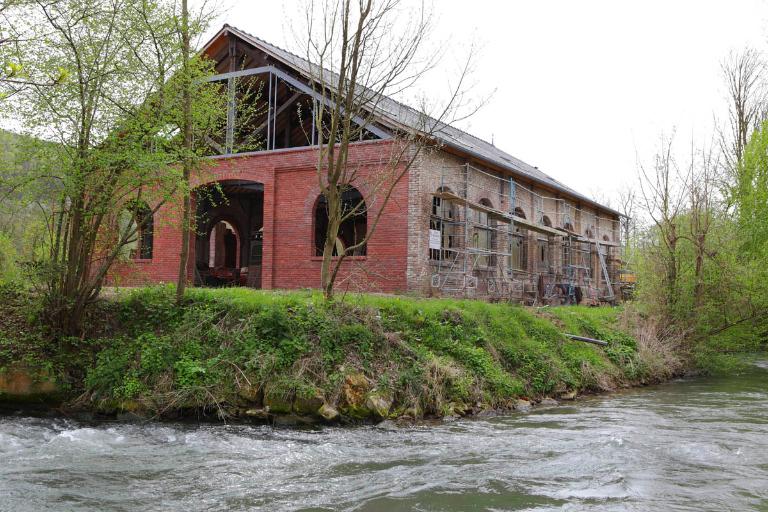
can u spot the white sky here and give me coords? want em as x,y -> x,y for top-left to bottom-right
208,0 -> 768,205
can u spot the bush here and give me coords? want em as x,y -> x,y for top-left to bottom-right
6,286 -> 667,417
0,233 -> 20,285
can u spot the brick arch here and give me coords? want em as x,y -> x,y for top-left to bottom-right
192,176 -> 266,286
205,217 -> 242,269
302,180 -> 375,232
108,141 -> 408,293
301,178 -> 377,212
204,214 -> 243,239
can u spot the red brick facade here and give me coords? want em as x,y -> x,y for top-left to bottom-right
110,139 -> 410,293
108,26 -> 625,303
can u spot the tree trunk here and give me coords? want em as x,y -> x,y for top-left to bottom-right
320,198 -> 341,299
176,0 -> 193,304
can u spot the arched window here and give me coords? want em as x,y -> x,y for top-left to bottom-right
430,186 -> 457,261
121,201 -> 153,259
537,236 -> 550,273
508,224 -> 528,271
474,198 -> 496,267
561,202 -> 574,231
542,215 -> 552,227
513,207 -> 526,219
314,186 -> 367,256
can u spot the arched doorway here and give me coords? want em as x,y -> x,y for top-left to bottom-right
208,220 -> 240,269
194,180 -> 264,287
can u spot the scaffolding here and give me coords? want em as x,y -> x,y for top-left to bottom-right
429,164 -> 518,300
559,237 -> 594,304
429,163 -> 622,304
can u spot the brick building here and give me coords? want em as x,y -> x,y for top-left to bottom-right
112,25 -> 625,305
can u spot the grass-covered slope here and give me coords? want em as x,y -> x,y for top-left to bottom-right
0,286 -> 680,422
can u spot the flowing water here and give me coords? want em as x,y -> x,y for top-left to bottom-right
1,362 -> 767,512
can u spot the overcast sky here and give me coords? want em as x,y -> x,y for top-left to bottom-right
208,0 -> 768,205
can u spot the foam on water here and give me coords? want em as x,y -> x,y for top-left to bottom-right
0,363 -> 767,511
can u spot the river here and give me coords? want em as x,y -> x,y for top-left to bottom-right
1,362 -> 767,511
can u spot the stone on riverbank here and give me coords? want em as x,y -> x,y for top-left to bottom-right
263,387 -> 293,414
0,366 -> 61,404
365,392 -> 392,419
318,403 -> 339,421
244,408 -> 270,419
293,392 -> 324,415
515,399 -> 532,411
237,384 -> 263,405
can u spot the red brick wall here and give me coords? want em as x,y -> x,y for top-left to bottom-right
109,140 -> 410,293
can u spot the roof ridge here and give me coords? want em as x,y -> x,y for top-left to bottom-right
217,24 -> 621,216
230,25 -> 524,159
227,25 -> 311,68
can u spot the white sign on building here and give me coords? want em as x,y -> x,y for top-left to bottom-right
429,229 -> 442,250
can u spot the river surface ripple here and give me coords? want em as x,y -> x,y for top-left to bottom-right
1,362 -> 767,511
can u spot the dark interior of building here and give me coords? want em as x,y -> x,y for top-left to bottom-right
194,180 -> 264,287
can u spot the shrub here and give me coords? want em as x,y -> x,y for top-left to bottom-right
0,233 -> 20,285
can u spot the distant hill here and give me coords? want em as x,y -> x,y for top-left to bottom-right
0,129 -> 52,255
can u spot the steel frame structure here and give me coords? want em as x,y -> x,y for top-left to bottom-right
205,65 -> 391,158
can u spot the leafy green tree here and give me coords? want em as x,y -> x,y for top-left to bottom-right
175,0 -> 193,303
634,131 -> 768,368
0,0 -> 223,334
737,119 -> 768,252
729,119 -> 768,335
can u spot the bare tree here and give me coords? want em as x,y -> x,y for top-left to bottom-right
300,0 -> 480,298
637,133 -> 688,306
719,49 -> 766,184
684,140 -> 719,306
616,185 -> 637,268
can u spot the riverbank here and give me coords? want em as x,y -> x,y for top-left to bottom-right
0,285 -> 686,424
5,361 -> 766,510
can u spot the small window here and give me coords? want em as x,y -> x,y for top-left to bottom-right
120,201 -> 153,259
537,238 -> 549,273
430,187 -> 457,261
314,186 -> 367,256
562,202 -> 574,230
508,226 -> 528,271
474,198 -> 496,267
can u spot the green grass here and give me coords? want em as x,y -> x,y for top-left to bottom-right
0,285 -> 673,419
